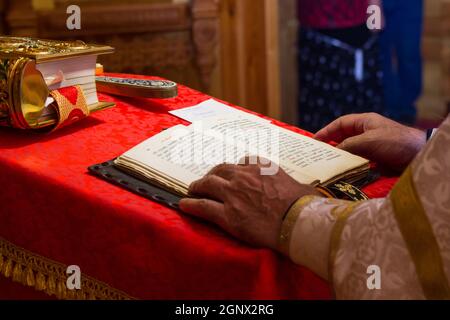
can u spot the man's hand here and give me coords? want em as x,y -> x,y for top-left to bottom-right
179,160 -> 321,250
315,113 -> 426,172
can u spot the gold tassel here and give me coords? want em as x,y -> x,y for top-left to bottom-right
24,267 -> 35,287
88,292 -> 96,300
66,290 -> 74,300
3,258 -> 13,278
76,290 -> 86,300
19,267 -> 27,286
47,274 -> 56,296
35,272 -> 47,291
0,238 -> 133,300
56,280 -> 66,300
12,262 -> 22,282
66,288 -> 77,300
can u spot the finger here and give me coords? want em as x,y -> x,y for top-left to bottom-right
207,163 -> 241,180
179,198 -> 226,227
189,175 -> 229,202
337,134 -> 373,158
314,114 -> 369,143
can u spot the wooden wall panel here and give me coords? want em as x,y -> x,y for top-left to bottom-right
3,0 -> 221,97
418,0 -> 450,121
278,0 -> 299,125
219,0 -> 281,119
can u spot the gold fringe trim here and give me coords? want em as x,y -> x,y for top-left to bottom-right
0,237 -> 134,300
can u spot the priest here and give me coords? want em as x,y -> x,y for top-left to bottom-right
180,113 -> 450,299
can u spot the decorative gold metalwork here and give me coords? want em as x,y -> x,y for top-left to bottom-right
334,183 -> 357,195
0,36 -> 114,130
0,59 -> 11,120
0,37 -> 113,63
20,59 -> 50,128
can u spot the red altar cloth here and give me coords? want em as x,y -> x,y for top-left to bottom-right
0,74 -> 398,300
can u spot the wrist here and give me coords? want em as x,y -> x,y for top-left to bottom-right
278,195 -> 320,255
409,127 -> 427,154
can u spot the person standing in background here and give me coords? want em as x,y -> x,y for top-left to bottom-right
380,0 -> 424,125
297,0 -> 385,133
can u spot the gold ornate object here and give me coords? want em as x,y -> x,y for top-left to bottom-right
0,36 -> 115,130
0,37 -> 113,62
322,181 -> 369,201
18,59 -> 49,129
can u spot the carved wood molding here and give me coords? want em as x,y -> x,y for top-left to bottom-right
36,3 -> 191,37
0,0 -> 6,34
91,32 -> 194,73
192,0 -> 219,91
4,0 -> 220,92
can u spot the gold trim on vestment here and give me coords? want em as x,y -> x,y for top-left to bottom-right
0,237 -> 134,300
390,166 -> 450,300
278,196 -> 319,256
328,201 -> 362,298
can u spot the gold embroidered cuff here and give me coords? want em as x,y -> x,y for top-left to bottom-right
328,201 -> 362,293
315,186 -> 335,198
278,195 -> 319,256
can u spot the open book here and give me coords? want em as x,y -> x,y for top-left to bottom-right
114,114 -> 370,197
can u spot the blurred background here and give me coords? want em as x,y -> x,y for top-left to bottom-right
0,0 -> 449,132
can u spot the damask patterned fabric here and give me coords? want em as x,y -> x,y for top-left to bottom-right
0,73 -> 400,300
285,115 -> 450,299
0,74 -> 334,299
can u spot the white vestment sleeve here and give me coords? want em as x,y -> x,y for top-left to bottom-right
280,115 -> 450,299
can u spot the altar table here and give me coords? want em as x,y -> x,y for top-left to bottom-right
0,74 -> 398,300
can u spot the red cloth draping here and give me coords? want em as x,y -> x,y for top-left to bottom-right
0,74 -> 397,300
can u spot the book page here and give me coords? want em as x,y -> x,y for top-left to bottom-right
276,126 -> 368,183
199,116 -> 369,184
118,115 -> 369,190
169,98 -> 270,124
118,125 -> 247,187
37,55 -> 99,105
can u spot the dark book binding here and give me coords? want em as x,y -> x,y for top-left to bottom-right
88,160 -> 182,210
89,160 -> 380,208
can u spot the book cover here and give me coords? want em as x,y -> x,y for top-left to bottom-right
0,36 -> 114,130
